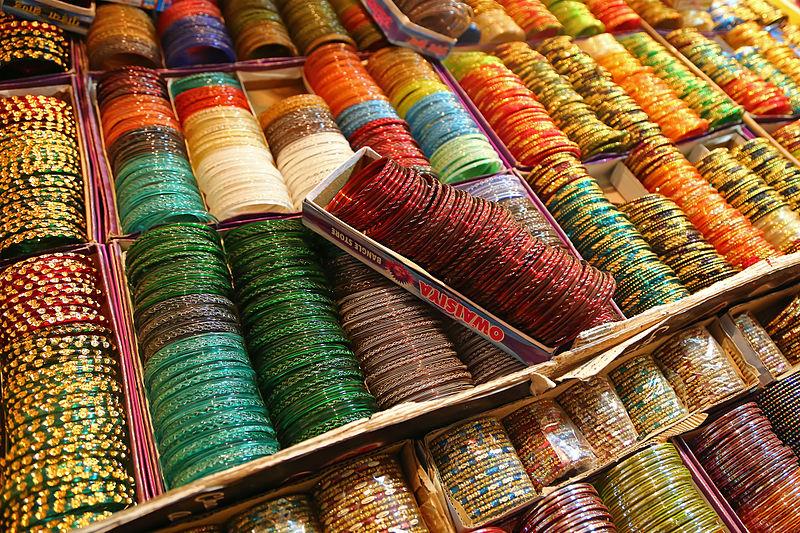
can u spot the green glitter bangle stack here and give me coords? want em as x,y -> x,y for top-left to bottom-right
618,32 -> 744,129
224,220 -> 376,447
126,223 -> 279,489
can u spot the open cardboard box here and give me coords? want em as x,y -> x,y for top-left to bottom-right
88,61 -> 309,240
0,80 -> 99,244
302,147 -> 560,364
96,232 -> 566,532
145,440 -> 454,533
421,313 -> 755,531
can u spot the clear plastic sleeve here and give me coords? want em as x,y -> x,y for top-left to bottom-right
502,399 -> 596,490
557,376 -> 639,462
608,353 -> 688,435
654,325 -> 745,412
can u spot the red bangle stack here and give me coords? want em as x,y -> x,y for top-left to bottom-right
327,157 -> 616,347
586,0 -> 641,31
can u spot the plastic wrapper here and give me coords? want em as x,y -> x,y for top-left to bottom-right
557,376 -> 638,462
315,451 -> 428,532
609,353 -> 688,435
428,417 -> 536,524
654,325 -> 745,412
735,312 -> 792,378
502,399 -> 596,490
228,495 -> 321,532
754,205 -> 800,254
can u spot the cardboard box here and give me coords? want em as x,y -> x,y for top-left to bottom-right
421,314 -> 753,530
139,441 -> 453,533
302,147 -> 561,363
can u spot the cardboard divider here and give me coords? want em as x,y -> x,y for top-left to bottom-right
303,147 -> 559,363
359,0 -> 459,59
139,441 -> 454,533
420,313 -> 754,530
0,79 -> 99,243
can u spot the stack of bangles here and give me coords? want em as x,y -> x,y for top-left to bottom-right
619,194 -> 738,292
496,42 -> 632,159
126,223 -> 280,488
0,94 -> 86,260
171,72 -> 293,220
367,47 -> 503,183
96,67 -> 213,234
585,0 -> 641,31
626,135 -> 778,268
667,28 -> 792,116
157,0 -> 236,68
220,0 -> 296,59
734,138 -> 800,212
538,36 -> 662,144
608,352 -> 689,435
0,15 -> 70,79
542,0 -> 605,37
463,0 -> 525,44
727,21 -> 800,87
495,0 -> 563,38
689,403 -> 800,531
734,312 -> 792,380
766,292 -> 800,362
771,120 -> 800,159
332,253 -> 474,409
0,253 -> 136,532
304,43 -> 430,171
583,34 -> 710,142
735,47 -> 800,114
394,0 -> 473,38
259,94 -> 353,210
87,4 -> 161,70
696,148 -> 800,253
625,0 -> 682,29
443,51 -> 581,167
445,321 -> 526,384
619,32 -> 745,129
328,0 -> 385,50
653,326 -> 745,411
327,157 -> 617,346
224,221 -> 376,445
526,154 -> 689,315
596,444 -> 725,531
274,0 -> 354,56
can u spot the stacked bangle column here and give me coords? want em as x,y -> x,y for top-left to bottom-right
305,43 -> 430,171
224,220 -> 376,446
96,67 -> 213,234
